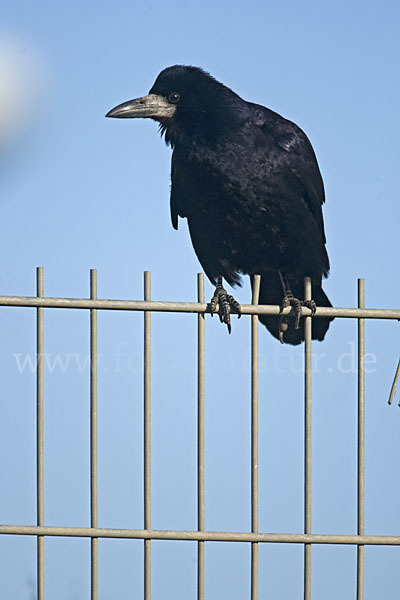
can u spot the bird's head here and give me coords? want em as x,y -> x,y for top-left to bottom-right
106,65 -> 245,146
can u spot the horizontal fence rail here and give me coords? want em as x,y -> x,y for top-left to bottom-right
1,269 -> 399,600
0,294 -> 400,320
1,525 -> 400,546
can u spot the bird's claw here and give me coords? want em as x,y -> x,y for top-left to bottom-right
279,295 -> 316,343
209,281 -> 241,334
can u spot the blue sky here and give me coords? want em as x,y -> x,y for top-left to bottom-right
0,1 -> 399,598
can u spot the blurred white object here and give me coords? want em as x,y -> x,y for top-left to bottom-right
0,33 -> 44,151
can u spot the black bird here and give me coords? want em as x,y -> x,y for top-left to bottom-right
106,65 -> 333,344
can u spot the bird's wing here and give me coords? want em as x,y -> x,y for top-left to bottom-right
256,106 -> 327,243
170,149 -> 186,230
276,122 -> 325,199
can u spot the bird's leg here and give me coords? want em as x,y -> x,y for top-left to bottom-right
209,276 -> 241,334
278,272 -> 316,343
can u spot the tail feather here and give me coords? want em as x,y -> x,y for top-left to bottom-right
255,272 -> 333,345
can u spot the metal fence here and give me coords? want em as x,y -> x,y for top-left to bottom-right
1,267 -> 400,600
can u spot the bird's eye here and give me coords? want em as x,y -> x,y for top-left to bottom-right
168,92 -> 180,104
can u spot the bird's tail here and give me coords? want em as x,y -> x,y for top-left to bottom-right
255,272 -> 333,345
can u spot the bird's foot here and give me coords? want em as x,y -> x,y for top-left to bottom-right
209,278 -> 241,334
279,294 -> 316,343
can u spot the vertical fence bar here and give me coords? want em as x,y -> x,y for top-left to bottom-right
144,272 -> 151,600
357,279 -> 365,600
251,275 -> 260,600
90,270 -> 98,600
36,267 -> 45,600
304,277 -> 312,600
197,274 -> 205,600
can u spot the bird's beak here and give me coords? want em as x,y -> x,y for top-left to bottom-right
105,94 -> 176,119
